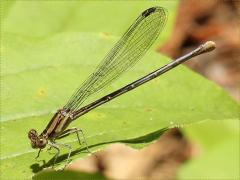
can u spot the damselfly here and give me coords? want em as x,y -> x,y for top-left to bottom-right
28,7 -> 216,168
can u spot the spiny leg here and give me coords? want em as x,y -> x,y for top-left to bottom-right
47,140 -> 57,155
78,128 -> 91,154
48,141 -> 60,168
49,141 -> 72,169
35,149 -> 42,159
56,128 -> 81,145
56,128 -> 92,154
58,143 -> 72,169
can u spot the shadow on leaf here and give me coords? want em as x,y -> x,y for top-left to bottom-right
31,127 -> 168,173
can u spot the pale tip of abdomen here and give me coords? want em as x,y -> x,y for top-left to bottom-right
202,41 -> 216,52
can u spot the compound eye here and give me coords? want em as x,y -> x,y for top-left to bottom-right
28,129 -> 38,139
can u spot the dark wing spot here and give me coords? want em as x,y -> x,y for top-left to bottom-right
142,7 -> 156,17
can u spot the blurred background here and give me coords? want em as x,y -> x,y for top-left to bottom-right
1,0 -> 239,179
160,0 -> 239,101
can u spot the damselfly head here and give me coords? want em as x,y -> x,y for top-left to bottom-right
28,129 -> 48,149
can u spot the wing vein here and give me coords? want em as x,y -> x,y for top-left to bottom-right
64,7 -> 168,111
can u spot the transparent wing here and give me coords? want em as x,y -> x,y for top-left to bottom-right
64,7 -> 168,111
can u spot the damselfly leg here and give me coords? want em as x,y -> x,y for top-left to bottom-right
56,128 -> 91,154
46,128 -> 92,168
48,141 -> 72,169
35,149 -> 42,159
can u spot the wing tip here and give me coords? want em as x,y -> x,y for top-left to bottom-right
142,7 -> 167,17
142,7 -> 157,17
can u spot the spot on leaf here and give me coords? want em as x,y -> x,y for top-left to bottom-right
36,88 -> 46,98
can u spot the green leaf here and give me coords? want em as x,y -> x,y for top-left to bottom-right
33,170 -> 106,180
0,0 -> 16,20
1,1 -> 239,179
178,120 -> 240,179
2,1 -> 177,41
1,31 -> 239,179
